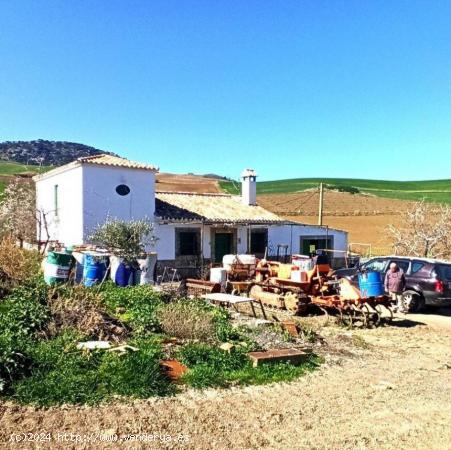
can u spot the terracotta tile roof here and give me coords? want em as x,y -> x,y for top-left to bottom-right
78,154 -> 158,171
33,154 -> 158,181
155,192 -> 287,224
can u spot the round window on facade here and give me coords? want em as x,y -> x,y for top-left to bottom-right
116,184 -> 131,196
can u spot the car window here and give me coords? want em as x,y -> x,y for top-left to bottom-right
437,265 -> 451,280
390,259 -> 410,273
411,261 -> 425,274
362,259 -> 386,272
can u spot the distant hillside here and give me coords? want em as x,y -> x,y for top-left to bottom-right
0,139 -> 116,166
220,177 -> 451,203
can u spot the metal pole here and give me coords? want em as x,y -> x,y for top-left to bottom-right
200,222 -> 204,270
318,182 -> 324,226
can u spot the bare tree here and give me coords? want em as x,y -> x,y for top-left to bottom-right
0,180 -> 37,246
387,200 -> 451,259
0,180 -> 50,249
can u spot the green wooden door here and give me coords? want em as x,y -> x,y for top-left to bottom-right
215,233 -> 233,263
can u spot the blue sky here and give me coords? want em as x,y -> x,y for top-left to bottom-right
0,1 -> 450,180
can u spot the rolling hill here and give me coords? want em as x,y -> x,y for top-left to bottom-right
0,139 -> 116,166
220,177 -> 451,203
0,139 -> 116,196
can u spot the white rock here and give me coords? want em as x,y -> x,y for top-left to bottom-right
77,341 -> 111,350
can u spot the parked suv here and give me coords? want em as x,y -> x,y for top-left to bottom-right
334,256 -> 451,312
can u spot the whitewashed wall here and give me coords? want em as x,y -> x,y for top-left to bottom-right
82,165 -> 155,241
155,224 -> 211,260
268,224 -> 348,255
35,164 -> 156,246
35,166 -> 84,245
154,223 -> 347,260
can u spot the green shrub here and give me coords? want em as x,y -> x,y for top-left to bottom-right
0,332 -> 31,392
0,277 -> 50,337
178,343 -> 248,371
10,333 -> 173,406
100,283 -> 164,336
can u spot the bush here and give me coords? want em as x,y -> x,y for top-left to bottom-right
89,218 -> 156,265
10,333 -> 173,406
158,299 -> 237,343
0,277 -> 50,338
0,331 -> 31,392
100,283 -> 164,336
0,278 -> 50,391
326,184 -> 360,195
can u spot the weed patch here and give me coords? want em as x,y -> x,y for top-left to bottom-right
9,333 -> 173,406
100,283 -> 164,336
178,342 -> 322,389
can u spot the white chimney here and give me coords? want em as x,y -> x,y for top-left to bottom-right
241,169 -> 257,205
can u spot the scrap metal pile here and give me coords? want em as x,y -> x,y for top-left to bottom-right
188,253 -> 394,328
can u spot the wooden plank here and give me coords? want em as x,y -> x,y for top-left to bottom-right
248,348 -> 309,367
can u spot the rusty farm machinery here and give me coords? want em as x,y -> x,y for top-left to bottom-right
187,254 -> 395,328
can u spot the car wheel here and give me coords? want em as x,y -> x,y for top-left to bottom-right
402,291 -> 424,313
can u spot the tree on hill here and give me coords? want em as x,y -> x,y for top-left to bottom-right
0,139 -> 117,166
387,200 -> 451,259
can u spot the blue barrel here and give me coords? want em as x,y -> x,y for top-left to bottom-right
83,253 -> 108,287
358,271 -> 384,298
114,262 -> 133,287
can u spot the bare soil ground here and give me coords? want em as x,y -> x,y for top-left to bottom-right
156,173 -> 221,194
286,214 -> 403,251
1,311 -> 450,450
257,190 -> 412,249
155,175 -> 411,249
257,190 -> 411,217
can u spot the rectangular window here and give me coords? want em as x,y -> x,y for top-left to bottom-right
54,184 -> 59,217
300,236 -> 333,256
250,228 -> 268,256
176,228 -> 201,256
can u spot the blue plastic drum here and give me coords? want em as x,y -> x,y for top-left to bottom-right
358,271 -> 384,298
83,253 -> 108,287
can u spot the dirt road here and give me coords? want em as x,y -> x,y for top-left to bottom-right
1,312 -> 451,450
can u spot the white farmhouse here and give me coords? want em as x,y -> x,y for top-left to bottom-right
34,155 -> 348,275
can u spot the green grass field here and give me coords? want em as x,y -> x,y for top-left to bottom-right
220,178 -> 451,203
0,161 -> 52,195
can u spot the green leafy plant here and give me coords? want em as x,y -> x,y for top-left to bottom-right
10,333 -> 173,406
0,331 -> 31,392
89,218 -> 156,265
0,277 -> 50,338
178,342 -> 322,389
99,283 -> 164,336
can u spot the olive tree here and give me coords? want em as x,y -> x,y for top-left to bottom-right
387,200 -> 451,259
89,218 -> 157,264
